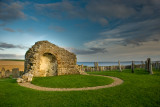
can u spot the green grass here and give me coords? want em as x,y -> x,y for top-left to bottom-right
31,75 -> 114,88
0,69 -> 160,107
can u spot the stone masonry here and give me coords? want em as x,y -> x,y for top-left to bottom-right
24,41 -> 83,77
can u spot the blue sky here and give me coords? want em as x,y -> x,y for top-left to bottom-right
0,0 -> 160,62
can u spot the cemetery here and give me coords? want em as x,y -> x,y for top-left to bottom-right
1,0 -> 160,106
0,41 -> 160,106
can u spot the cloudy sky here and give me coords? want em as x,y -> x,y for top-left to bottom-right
0,0 -> 160,62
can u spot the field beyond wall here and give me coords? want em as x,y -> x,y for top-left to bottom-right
0,60 -> 24,71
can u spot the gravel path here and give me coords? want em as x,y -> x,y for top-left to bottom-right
18,75 -> 123,91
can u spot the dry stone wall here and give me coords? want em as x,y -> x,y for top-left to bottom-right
24,41 -> 82,77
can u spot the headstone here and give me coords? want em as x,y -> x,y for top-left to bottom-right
145,60 -> 148,71
104,66 -> 107,71
101,66 -> 104,71
121,65 -> 125,70
94,62 -> 99,71
92,67 -> 94,72
1,68 -> 5,78
99,66 -> 102,71
81,64 -> 84,72
147,58 -> 153,74
98,66 -> 101,71
5,70 -> 11,77
158,62 -> 160,70
118,60 -> 122,72
85,66 -> 88,72
155,61 -> 159,70
12,68 -> 20,78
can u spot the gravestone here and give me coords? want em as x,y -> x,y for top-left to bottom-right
145,60 -> 148,71
147,58 -> 153,74
131,61 -> 134,73
81,64 -> 84,72
118,60 -> 122,72
12,68 -> 20,78
5,70 -> 11,77
94,62 -> 99,71
79,64 -> 85,73
155,61 -> 159,70
1,68 -> 5,78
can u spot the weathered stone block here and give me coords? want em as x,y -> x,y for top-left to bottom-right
22,73 -> 33,82
17,78 -> 24,83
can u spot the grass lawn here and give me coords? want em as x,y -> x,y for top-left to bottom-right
31,75 -> 113,88
0,69 -> 160,107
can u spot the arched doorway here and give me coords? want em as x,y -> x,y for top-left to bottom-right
40,53 -> 57,76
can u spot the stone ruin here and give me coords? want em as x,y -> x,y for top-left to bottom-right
17,41 -> 85,83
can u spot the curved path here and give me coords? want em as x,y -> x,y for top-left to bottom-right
18,75 -> 123,91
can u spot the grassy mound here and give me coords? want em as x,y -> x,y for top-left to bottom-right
31,74 -> 114,88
